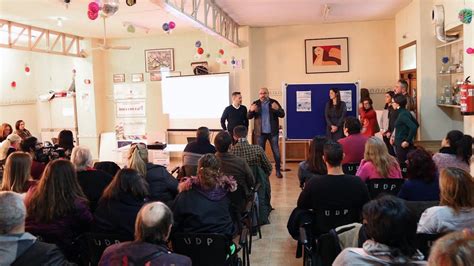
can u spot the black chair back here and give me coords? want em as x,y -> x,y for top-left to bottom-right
342,163 -> 360,175
93,161 -> 121,177
415,233 -> 445,258
312,208 -> 360,236
366,178 -> 405,199
404,201 -> 439,221
171,233 -> 232,266
77,232 -> 131,266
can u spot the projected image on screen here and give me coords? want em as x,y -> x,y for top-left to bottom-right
161,73 -> 230,129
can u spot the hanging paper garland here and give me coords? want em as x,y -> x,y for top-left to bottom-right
458,8 -> 472,24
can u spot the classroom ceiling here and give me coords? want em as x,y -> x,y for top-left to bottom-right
215,0 -> 412,26
0,0 -> 412,39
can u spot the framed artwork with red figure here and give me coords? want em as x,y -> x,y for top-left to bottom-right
305,37 -> 349,74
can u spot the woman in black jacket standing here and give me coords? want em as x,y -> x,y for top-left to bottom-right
325,88 -> 347,141
94,169 -> 148,240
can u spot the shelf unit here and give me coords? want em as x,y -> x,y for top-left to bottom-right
436,25 -> 464,107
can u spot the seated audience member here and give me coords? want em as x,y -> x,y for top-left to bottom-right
433,130 -> 472,172
57,130 -> 74,159
356,137 -> 402,182
215,131 -> 255,213
25,159 -> 93,257
0,122 -> 13,142
173,154 -> 236,238
417,167 -> 474,234
0,191 -> 73,265
14,120 -> 32,140
182,127 -> 216,168
338,117 -> 369,164
297,141 -> 370,218
1,152 -> 36,194
428,229 -> 474,266
127,142 -> 178,205
94,169 -> 148,240
297,136 -> 327,188
0,133 -> 21,161
71,146 -> 113,211
359,98 -> 378,137
231,125 -> 272,176
20,137 -> 45,180
398,147 -> 440,201
334,195 -> 424,265
93,161 -> 120,177
99,202 -> 191,266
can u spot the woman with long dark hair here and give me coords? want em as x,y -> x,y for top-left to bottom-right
14,120 -> 32,140
359,98 -> 378,137
25,159 -> 93,257
1,152 -> 36,193
57,130 -> 74,159
380,91 -> 396,156
390,94 -> 418,163
94,169 -> 149,240
298,136 -> 327,188
433,130 -> 472,172
325,88 -> 347,141
398,147 -> 440,201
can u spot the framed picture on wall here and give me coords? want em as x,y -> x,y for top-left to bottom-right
305,37 -> 349,74
131,73 -> 144,83
145,48 -> 175,72
113,74 -> 125,83
150,72 -> 161,81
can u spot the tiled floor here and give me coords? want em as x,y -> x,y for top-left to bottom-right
246,163 -> 302,266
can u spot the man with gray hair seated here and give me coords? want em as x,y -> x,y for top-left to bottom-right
71,146 -> 112,211
99,202 -> 191,265
0,191 -> 73,265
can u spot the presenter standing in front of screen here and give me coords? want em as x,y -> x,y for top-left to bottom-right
221,92 -> 249,140
248,87 -> 285,178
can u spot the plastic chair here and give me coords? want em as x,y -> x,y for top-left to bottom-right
171,233 -> 244,266
342,163 -> 360,175
365,178 -> 405,199
77,232 -> 132,266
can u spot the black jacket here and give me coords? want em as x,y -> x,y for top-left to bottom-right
247,98 -> 285,136
172,188 -> 235,238
77,169 -> 113,212
93,192 -> 146,240
12,240 -> 74,266
146,163 -> 178,204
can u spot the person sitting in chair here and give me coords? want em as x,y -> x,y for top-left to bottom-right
99,202 -> 191,266
181,127 -> 217,177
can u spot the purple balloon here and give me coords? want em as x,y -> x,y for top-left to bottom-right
195,40 -> 201,48
162,23 -> 169,32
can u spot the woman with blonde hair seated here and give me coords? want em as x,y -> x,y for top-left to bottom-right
356,137 -> 402,182
417,167 -> 474,234
127,143 -> 178,205
1,152 -> 36,193
0,133 -> 21,161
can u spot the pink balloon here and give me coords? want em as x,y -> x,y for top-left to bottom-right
88,2 -> 100,13
88,10 -> 98,20
467,47 -> 474,54
169,21 -> 176,30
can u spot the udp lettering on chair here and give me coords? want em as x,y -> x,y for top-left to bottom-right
324,209 -> 349,216
93,238 -> 120,246
183,237 -> 214,246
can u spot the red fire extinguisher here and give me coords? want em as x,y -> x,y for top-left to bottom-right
460,76 -> 474,115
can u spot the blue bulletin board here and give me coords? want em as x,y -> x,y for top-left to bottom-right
284,82 -> 359,140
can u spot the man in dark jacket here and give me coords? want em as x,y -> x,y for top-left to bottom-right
99,202 -> 191,266
0,191 -> 73,266
215,131 -> 255,213
221,92 -> 249,140
248,87 -> 285,178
